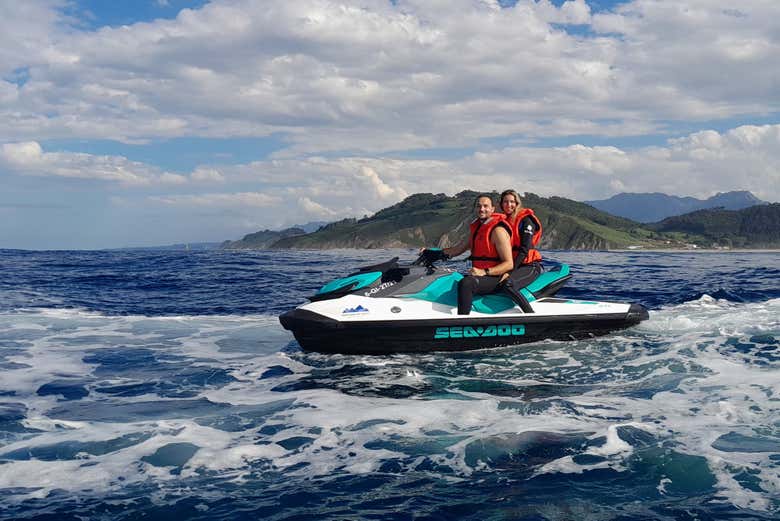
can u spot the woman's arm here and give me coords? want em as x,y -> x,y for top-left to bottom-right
515,216 -> 536,262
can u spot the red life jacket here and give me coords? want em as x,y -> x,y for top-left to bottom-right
469,213 -> 512,269
509,208 -> 543,264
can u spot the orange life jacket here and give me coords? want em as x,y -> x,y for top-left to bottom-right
469,213 -> 512,269
510,208 -> 543,264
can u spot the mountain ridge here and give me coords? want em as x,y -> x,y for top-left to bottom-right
222,191 -> 780,251
585,191 -> 766,223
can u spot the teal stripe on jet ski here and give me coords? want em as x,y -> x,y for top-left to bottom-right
403,272 -> 516,314
316,271 -> 382,295
520,288 -> 536,302
473,294 -> 515,313
404,272 -> 462,305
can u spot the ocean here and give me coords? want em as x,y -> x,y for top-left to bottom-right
0,248 -> 778,520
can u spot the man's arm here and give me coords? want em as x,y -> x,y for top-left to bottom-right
469,226 -> 513,276
443,238 -> 469,259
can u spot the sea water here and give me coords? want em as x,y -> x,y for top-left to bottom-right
0,249 -> 778,520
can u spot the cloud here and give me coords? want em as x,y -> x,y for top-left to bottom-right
0,141 -> 45,165
191,167 -> 225,182
354,166 -> 408,201
460,124 -> 780,202
143,122 -> 775,231
148,192 -> 282,208
0,141 -> 185,186
4,123 -> 778,228
298,196 -> 338,218
0,0 -> 776,152
0,1 -> 67,74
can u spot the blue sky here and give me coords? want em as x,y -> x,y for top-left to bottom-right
1,0 -> 778,249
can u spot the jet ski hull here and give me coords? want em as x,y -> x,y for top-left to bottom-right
280,303 -> 649,355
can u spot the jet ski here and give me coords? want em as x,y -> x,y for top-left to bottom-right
279,250 -> 649,355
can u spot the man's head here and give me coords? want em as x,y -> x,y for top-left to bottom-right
474,194 -> 494,220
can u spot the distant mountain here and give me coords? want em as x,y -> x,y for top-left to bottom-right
116,242 -> 220,251
586,191 -> 766,223
222,227 -> 306,249
647,203 -> 780,248
220,221 -> 329,250
298,221 -> 329,233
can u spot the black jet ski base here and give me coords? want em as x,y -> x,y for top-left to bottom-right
280,304 -> 649,355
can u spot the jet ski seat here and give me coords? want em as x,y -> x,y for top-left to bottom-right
401,264 -> 572,314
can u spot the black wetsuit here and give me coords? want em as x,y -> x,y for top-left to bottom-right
457,274 -> 503,315
508,215 -> 542,287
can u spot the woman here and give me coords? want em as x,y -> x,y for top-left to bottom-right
500,189 -> 543,288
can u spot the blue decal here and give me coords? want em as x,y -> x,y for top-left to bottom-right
342,305 -> 369,314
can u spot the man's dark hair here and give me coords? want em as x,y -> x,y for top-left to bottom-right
474,194 -> 494,207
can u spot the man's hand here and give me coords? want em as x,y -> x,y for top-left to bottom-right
469,267 -> 487,276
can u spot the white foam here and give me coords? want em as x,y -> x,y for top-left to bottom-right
586,424 -> 634,457
1,298 -> 778,513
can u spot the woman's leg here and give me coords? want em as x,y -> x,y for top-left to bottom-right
508,262 -> 542,289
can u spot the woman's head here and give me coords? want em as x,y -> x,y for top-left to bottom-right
500,189 -> 522,218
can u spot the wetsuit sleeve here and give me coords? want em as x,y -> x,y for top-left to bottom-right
516,216 -> 537,264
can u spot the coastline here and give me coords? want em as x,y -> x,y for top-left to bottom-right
606,248 -> 780,253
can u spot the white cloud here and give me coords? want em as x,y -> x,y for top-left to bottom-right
461,124 -> 780,202
148,192 -> 282,208
4,123 -> 777,230
532,0 -> 592,25
153,123 -> 778,230
0,1 -> 67,74
0,141 -> 185,186
298,196 -> 338,218
1,141 -> 45,166
191,167 -> 225,182
0,0 -> 776,151
354,166 -> 408,201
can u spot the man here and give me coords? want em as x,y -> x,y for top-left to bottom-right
441,194 -> 514,315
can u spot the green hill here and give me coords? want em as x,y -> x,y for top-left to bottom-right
268,191 -> 673,250
223,193 -> 779,251
647,203 -> 780,248
222,227 -> 305,249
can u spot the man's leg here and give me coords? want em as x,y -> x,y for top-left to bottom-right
457,275 -> 502,315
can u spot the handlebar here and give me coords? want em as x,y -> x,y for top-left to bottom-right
412,248 -> 450,267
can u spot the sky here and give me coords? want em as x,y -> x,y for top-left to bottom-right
0,0 -> 778,249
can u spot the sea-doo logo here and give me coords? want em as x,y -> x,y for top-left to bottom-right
363,281 -> 396,296
342,305 -> 369,314
434,324 -> 525,339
